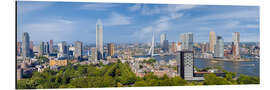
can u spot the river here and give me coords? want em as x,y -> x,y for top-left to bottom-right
153,55 -> 260,76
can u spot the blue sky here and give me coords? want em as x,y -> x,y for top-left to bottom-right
17,1 -> 260,44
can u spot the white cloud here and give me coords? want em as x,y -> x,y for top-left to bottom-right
104,12 -> 131,26
155,13 -> 183,24
166,5 -> 197,13
80,3 -> 117,11
245,24 -> 259,28
24,18 -> 74,32
141,5 -> 162,15
18,18 -> 77,41
17,2 -> 52,15
224,21 -> 241,29
193,10 -> 259,21
132,4 -> 197,15
128,4 -> 141,11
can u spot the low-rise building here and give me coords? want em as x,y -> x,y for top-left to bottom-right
49,59 -> 68,66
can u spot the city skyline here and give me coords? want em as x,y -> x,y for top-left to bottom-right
17,1 -> 260,43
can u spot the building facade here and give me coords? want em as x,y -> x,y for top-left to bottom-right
17,42 -> 22,56
22,32 -> 30,59
90,47 -> 97,61
108,43 -> 115,56
49,59 -> 68,66
180,32 -> 193,51
96,19 -> 103,60
39,41 -> 45,56
160,33 -> 166,47
232,32 -> 240,59
177,51 -> 194,80
58,41 -> 68,58
214,36 -> 224,58
171,42 -> 177,53
44,42 -> 50,55
163,40 -> 169,52
74,41 -> 83,60
49,40 -> 53,54
209,31 -> 216,53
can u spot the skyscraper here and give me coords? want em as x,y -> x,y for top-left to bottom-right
177,51 -> 194,80
171,42 -> 176,53
22,32 -> 30,59
29,41 -> 33,51
180,32 -> 193,51
91,47 -> 97,61
214,36 -> 224,58
58,41 -> 68,58
44,42 -> 50,55
108,43 -> 115,56
232,32 -> 240,59
163,40 -> 169,52
160,33 -> 166,47
39,41 -> 45,56
209,31 -> 216,53
74,41 -> 83,60
96,19 -> 103,60
17,42 -> 22,56
160,33 -> 169,52
49,40 -> 53,54
177,41 -> 182,51
201,42 -> 208,53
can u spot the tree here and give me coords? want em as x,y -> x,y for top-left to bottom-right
134,81 -> 148,86
237,74 -> 259,84
203,73 -> 231,85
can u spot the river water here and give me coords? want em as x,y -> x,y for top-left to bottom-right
153,55 -> 260,76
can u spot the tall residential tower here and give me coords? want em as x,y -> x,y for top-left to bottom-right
160,33 -> 166,47
22,32 -> 30,59
209,31 -> 216,53
232,32 -> 240,59
74,41 -> 83,60
214,36 -> 224,58
96,19 -> 103,60
180,32 -> 193,51
108,43 -> 115,57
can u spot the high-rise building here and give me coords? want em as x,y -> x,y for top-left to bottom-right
17,42 -> 22,56
22,32 -> 30,59
163,40 -> 169,52
74,41 -> 83,59
214,36 -> 224,58
160,33 -> 169,52
17,68 -> 23,80
232,32 -> 240,59
96,19 -> 103,60
108,43 -> 115,56
29,41 -> 34,56
44,42 -> 50,55
177,41 -> 182,51
39,41 -> 45,56
209,31 -> 216,53
171,42 -> 177,53
58,41 -> 68,58
201,42 -> 208,53
177,51 -> 194,80
49,40 -> 53,54
180,32 -> 193,51
91,47 -> 97,61
160,33 -> 166,47
29,41 -> 33,51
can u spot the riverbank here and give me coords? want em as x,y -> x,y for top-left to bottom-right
196,58 -> 258,62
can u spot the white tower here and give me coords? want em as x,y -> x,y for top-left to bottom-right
148,32 -> 155,57
96,19 -> 103,60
